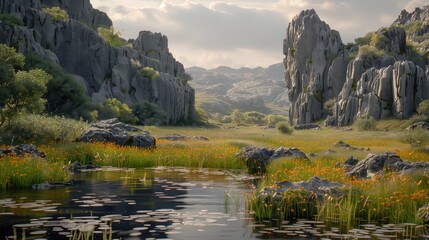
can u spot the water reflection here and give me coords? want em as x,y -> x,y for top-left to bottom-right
0,167 -> 258,240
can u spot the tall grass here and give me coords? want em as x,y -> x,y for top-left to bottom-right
42,139 -> 245,170
0,155 -> 69,189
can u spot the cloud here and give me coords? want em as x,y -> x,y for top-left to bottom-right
94,1 -> 287,68
91,0 -> 423,68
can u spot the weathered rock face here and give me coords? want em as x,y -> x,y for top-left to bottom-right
0,0 -> 195,124
285,7 -> 429,126
236,146 -> 308,174
284,9 -> 343,125
80,118 -> 156,148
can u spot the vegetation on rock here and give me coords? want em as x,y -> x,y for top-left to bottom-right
42,7 -> 69,22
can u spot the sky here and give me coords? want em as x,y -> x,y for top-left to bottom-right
91,0 -> 428,69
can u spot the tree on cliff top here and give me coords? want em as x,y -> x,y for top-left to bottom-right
0,44 -> 51,127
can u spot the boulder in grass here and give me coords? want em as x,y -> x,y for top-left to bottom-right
0,144 -> 46,158
260,176 -> 344,200
236,146 -> 309,174
346,152 -> 429,179
80,118 -> 155,148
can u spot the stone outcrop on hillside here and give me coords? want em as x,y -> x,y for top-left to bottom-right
0,0 -> 195,124
284,9 -> 343,125
284,7 -> 429,126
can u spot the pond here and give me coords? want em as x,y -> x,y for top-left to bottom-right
0,167 -> 270,240
0,167 -> 424,240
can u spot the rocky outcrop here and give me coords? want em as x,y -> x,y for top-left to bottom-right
346,152 -> 429,179
80,118 -> 156,148
293,124 -> 321,130
285,7 -> 429,126
39,0 -> 112,30
236,146 -> 308,174
406,122 -> 429,130
0,0 -> 195,124
284,9 -> 343,125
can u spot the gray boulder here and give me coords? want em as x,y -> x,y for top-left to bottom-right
406,122 -> 429,131
80,118 -> 156,148
159,133 -> 187,141
236,146 -> 308,174
0,144 -> 46,158
293,124 -> 321,130
260,176 -> 344,200
346,152 -> 429,179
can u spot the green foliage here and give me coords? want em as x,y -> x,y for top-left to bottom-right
323,98 -> 336,116
276,121 -> 293,134
97,26 -> 130,47
354,116 -> 376,131
243,111 -> 265,124
42,7 -> 69,22
181,72 -> 193,84
230,109 -> 245,124
98,98 -> 138,124
357,45 -> 385,59
0,45 -> 50,127
417,100 -> 429,119
0,14 -> 23,26
402,21 -> 423,35
355,32 -> 374,46
264,114 -> 288,125
8,114 -> 88,143
140,67 -> 160,80
132,100 -> 166,125
195,107 -> 208,125
370,33 -> 387,49
24,54 -> 96,121
401,129 -> 429,146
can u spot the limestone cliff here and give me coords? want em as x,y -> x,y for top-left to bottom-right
284,9 -> 344,125
0,0 -> 195,124
284,7 -> 429,126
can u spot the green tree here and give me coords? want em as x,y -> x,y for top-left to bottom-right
244,111 -> 265,124
264,114 -> 288,125
0,45 -> 51,127
231,109 -> 244,124
132,100 -> 166,125
98,98 -> 138,124
24,54 -> 97,121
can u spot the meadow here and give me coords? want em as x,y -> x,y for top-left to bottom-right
0,121 -> 428,230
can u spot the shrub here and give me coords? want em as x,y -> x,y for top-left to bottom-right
140,67 -> 160,80
417,100 -> 429,119
263,114 -> 288,125
8,114 -> 88,143
42,7 -> 69,22
231,109 -> 245,124
243,111 -> 265,124
97,26 -> 130,47
132,100 -> 166,125
276,121 -> 293,134
98,98 -> 138,124
0,14 -> 23,26
357,45 -> 385,59
195,107 -> 208,125
354,116 -> 376,131
323,98 -> 336,116
355,32 -> 374,46
401,129 -> 429,146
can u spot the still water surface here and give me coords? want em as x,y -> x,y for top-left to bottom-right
0,167 -> 272,240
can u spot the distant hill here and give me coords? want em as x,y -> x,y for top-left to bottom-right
187,63 -> 289,115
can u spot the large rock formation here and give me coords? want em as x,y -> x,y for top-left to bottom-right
284,7 -> 429,126
284,9 -> 343,125
0,0 -> 195,124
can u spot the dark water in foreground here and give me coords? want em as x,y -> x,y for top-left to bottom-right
1,167 -> 423,239
0,167 -> 272,240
